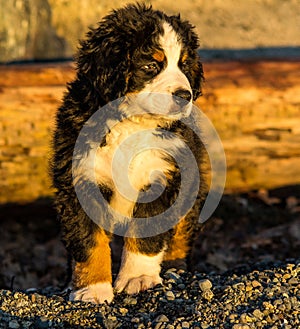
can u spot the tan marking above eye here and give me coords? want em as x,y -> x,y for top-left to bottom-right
152,50 -> 165,62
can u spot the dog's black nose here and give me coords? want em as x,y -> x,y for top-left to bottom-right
172,89 -> 192,107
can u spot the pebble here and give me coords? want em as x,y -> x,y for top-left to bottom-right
154,323 -> 163,329
123,296 -> 138,305
154,314 -> 170,323
178,284 -> 186,290
166,325 -> 175,329
201,289 -> 214,301
131,317 -> 140,323
8,320 -> 20,329
198,279 -> 212,291
0,260 -> 298,328
165,291 -> 175,300
251,280 -> 262,288
288,277 -> 298,285
165,270 -> 182,282
229,314 -> 237,321
252,309 -> 264,320
119,307 -> 128,315
233,282 -> 245,290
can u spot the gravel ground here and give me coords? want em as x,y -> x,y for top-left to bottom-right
0,187 -> 299,328
0,260 -> 299,329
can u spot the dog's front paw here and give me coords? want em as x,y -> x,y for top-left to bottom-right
114,274 -> 162,294
69,282 -> 114,304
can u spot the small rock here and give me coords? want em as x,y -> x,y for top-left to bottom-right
107,315 -> 117,321
131,317 -> 140,323
233,282 -> 245,290
252,309 -> 264,320
165,271 -> 181,282
174,298 -> 184,304
22,321 -> 33,329
202,289 -> 214,301
201,323 -> 210,329
154,323 -> 163,329
155,314 -> 169,323
278,304 -> 286,311
166,325 -> 175,329
123,296 -> 137,305
182,321 -> 190,328
283,273 -> 291,280
31,293 -> 41,303
251,280 -> 262,288
263,301 -> 274,310
165,291 -> 175,300
239,313 -> 252,324
198,279 -> 212,291
119,307 -> 128,315
228,314 -> 237,321
13,292 -> 20,299
8,320 -> 20,329
288,277 -> 298,285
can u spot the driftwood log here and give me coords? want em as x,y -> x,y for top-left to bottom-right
0,60 -> 299,204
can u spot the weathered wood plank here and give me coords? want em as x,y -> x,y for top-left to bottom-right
197,60 -> 300,192
0,60 -> 299,203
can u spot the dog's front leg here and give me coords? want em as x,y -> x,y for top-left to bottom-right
114,237 -> 165,294
70,229 -> 114,304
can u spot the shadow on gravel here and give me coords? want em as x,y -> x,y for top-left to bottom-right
192,185 -> 300,274
0,185 -> 299,290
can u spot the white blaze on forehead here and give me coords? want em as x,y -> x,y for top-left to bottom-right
133,21 -> 192,116
160,22 -> 182,67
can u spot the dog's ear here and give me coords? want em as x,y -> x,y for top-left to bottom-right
76,24 -> 131,102
191,55 -> 205,101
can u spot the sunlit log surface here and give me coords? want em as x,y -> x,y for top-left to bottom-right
0,60 -> 299,203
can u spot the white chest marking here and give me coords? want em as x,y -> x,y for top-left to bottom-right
93,118 -> 184,218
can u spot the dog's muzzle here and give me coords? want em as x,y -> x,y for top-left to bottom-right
173,89 -> 192,106
170,89 -> 192,116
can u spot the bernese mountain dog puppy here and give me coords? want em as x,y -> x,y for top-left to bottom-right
52,3 -> 205,304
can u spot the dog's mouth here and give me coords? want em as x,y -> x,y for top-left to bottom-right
169,95 -> 192,117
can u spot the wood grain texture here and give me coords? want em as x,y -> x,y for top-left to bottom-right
0,60 -> 299,203
197,60 -> 300,192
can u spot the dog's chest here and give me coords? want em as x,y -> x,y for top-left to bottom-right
95,119 -> 176,188
94,119 -> 181,216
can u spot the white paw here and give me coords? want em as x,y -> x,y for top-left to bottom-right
115,249 -> 165,294
69,282 -> 114,304
115,274 -> 162,294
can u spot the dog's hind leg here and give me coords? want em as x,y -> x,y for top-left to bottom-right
162,215 -> 192,270
163,208 -> 202,271
114,236 -> 167,294
70,229 -> 114,304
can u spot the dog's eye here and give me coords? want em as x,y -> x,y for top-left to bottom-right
141,62 -> 159,75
